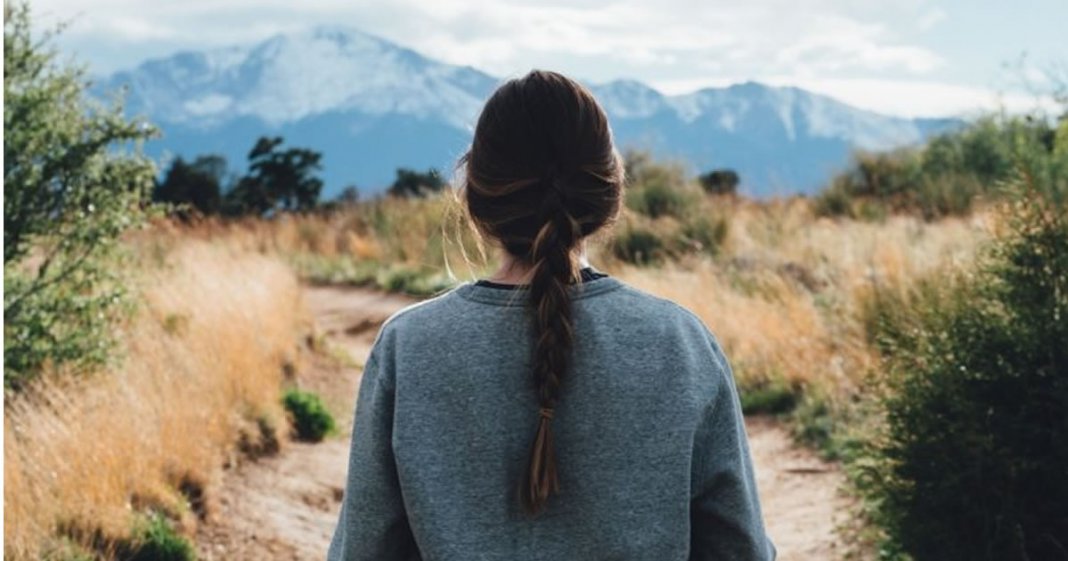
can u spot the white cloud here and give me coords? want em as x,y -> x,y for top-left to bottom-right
775,14 -> 944,76
106,17 -> 179,41
916,7 -> 947,31
24,0 -> 1066,117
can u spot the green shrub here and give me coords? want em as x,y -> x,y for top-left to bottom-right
610,227 -> 664,265
625,181 -> 692,219
811,180 -> 855,218
126,510 -> 197,559
290,254 -> 381,287
127,513 -> 196,561
739,379 -> 798,415
622,149 -> 688,190
3,2 -> 158,388
697,168 -> 740,196
789,389 -> 874,462
678,215 -> 729,256
860,188 -> 1068,561
282,389 -> 337,442
813,114 -> 1066,219
914,173 -> 983,219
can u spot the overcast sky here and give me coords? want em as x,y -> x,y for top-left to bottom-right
28,0 -> 1066,118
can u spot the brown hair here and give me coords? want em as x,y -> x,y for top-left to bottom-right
459,70 -> 625,515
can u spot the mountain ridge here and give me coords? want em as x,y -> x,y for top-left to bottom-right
98,25 -> 959,197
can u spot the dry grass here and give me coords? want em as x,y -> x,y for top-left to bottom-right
611,198 -> 991,396
185,193 -> 991,403
4,237 -> 305,559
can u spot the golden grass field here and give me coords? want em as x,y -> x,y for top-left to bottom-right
4,237 -> 305,559
246,193 -> 991,399
3,192 -> 994,558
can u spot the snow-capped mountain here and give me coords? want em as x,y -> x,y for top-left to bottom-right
99,25 -> 957,197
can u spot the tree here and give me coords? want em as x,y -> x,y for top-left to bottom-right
223,136 -> 323,215
336,185 -> 360,204
698,169 -> 740,196
387,167 -> 445,198
4,1 -> 158,386
154,155 -> 227,218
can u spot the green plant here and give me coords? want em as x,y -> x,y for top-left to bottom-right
860,187 -> 1068,560
282,389 -> 337,442
127,513 -> 196,561
738,379 -> 798,415
678,215 -> 728,257
697,169 -> 740,196
387,167 -> 445,198
625,181 -> 692,219
610,226 -> 664,265
813,113 -> 1067,219
3,1 -> 158,388
811,180 -> 854,218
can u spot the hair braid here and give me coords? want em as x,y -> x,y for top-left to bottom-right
520,183 -> 582,515
460,70 -> 625,516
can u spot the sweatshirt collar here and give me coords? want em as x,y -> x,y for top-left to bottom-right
454,274 -> 624,307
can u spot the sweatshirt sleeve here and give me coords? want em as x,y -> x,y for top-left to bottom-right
326,347 -> 420,561
689,335 -> 777,561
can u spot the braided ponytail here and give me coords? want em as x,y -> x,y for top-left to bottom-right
521,184 -> 582,515
460,69 -> 625,517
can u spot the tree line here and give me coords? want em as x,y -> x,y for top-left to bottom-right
157,142 -> 740,219
154,138 -> 448,218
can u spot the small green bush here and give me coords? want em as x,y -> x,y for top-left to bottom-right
697,169 -> 740,196
811,181 -> 854,218
282,389 -> 337,442
290,254 -> 381,287
739,380 -> 798,415
625,181 -> 693,219
678,215 -> 728,256
610,227 -> 664,265
127,513 -> 196,561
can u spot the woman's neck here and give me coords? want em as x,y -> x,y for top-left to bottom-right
486,242 -> 592,285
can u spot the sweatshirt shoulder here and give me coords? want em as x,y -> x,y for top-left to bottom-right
611,282 -> 717,339
369,286 -> 465,347
382,286 -> 461,331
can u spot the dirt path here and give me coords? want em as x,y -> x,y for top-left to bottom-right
196,286 -> 855,560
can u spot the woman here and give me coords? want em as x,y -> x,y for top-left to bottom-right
327,70 -> 776,561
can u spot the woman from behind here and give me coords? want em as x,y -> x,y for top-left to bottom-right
327,69 -> 776,561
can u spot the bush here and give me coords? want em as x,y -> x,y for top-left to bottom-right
611,226 -> 665,265
625,181 -> 692,219
3,2 -> 158,388
678,215 -> 728,256
282,389 -> 337,442
127,514 -> 196,561
861,189 -> 1068,560
811,180 -> 855,218
387,167 -> 445,198
698,169 -> 740,196
813,114 -> 1066,219
376,265 -> 453,297
738,379 -> 798,415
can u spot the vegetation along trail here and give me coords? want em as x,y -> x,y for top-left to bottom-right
196,285 -> 853,560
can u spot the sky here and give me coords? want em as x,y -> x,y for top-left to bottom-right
28,0 -> 1067,118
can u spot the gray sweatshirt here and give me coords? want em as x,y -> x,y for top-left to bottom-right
327,274 -> 777,561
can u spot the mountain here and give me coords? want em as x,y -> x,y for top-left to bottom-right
98,25 -> 958,198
